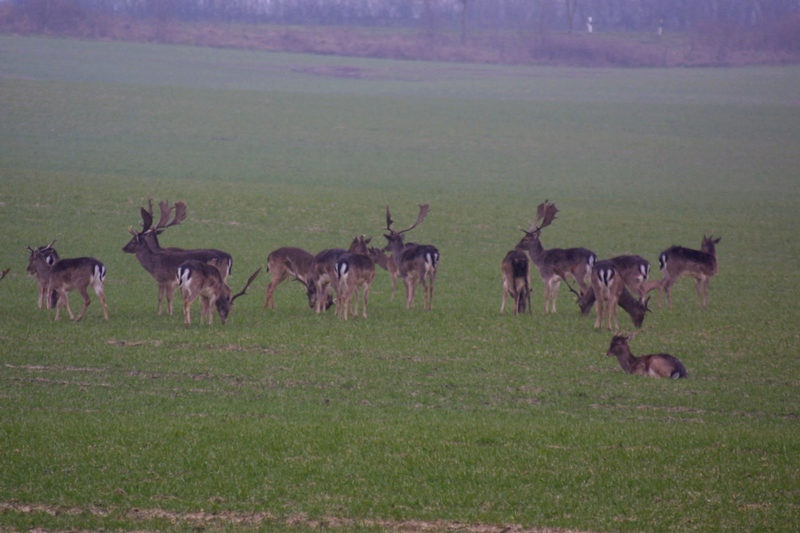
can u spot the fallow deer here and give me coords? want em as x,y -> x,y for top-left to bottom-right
575,284 -> 650,329
606,334 -> 687,379
28,243 -> 109,321
500,249 -> 531,315
368,246 -> 399,300
656,235 -> 721,308
312,235 -> 371,314
517,200 -> 597,313
590,259 -> 624,331
26,240 -> 59,309
263,246 -> 328,311
383,204 -> 440,310
177,261 -> 261,325
334,251 -> 375,320
123,200 -> 233,315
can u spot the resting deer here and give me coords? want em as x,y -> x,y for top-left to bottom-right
177,261 -> 261,325
26,240 -> 59,309
655,235 -> 721,308
263,246 -> 329,311
500,249 -> 531,315
334,251 -> 375,320
383,204 -> 440,310
28,243 -> 109,321
123,200 -> 233,315
312,236 -> 371,314
606,334 -> 687,379
368,246 -> 399,300
517,200 -> 597,313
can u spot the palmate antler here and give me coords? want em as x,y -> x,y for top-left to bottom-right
386,204 -> 430,235
531,199 -> 558,233
231,267 -> 262,302
155,200 -> 187,232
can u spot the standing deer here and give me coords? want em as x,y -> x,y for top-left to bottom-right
575,283 -> 650,329
263,246 -> 329,311
606,334 -> 687,379
26,240 -> 59,309
517,200 -> 597,313
123,200 -> 232,315
28,243 -> 109,321
655,235 -> 721,308
177,261 -> 261,325
312,235 -> 371,314
383,204 -> 440,310
368,246 -> 399,300
334,250 -> 375,320
500,249 -> 531,315
590,259 -> 623,330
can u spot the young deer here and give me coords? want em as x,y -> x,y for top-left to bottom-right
606,334 -> 687,379
123,200 -> 233,315
26,240 -> 59,309
656,235 -> 721,308
334,251 -> 375,320
177,261 -> 261,325
590,259 -> 624,331
383,204 -> 440,310
263,246 -> 328,311
28,243 -> 109,321
517,201 -> 597,313
312,236 -> 371,314
500,249 -> 531,315
368,246 -> 399,300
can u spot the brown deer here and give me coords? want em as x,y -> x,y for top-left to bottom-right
517,201 -> 597,313
368,246 -> 399,300
177,261 -> 261,325
590,259 -> 624,330
123,200 -> 232,315
28,244 -> 109,321
263,246 -> 329,311
500,249 -> 531,315
655,235 -> 721,308
606,334 -> 687,379
312,236 -> 371,314
383,204 -> 440,310
575,284 -> 650,329
334,251 -> 375,320
26,240 -> 59,309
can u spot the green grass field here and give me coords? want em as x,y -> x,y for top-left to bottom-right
1,35 -> 799,532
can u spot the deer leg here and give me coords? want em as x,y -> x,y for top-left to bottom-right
73,287 -> 92,321
594,295 -> 604,329
661,277 -> 675,307
362,283 -> 370,318
183,294 -> 193,325
550,280 -> 561,313
264,272 -> 286,309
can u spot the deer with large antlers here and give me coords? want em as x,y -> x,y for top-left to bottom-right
26,240 -> 60,309
383,204 -> 440,310
177,261 -> 261,325
606,334 -> 687,379
654,235 -> 721,308
123,200 -> 233,315
517,200 -> 597,313
263,247 -> 330,311
27,242 -> 109,321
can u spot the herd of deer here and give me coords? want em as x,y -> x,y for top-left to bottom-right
24,199 -> 719,379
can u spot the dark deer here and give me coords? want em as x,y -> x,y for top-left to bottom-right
26,240 -> 59,309
334,250 -> 375,320
517,200 -> 597,313
263,246 -> 329,311
590,259 -> 623,330
123,200 -> 232,315
500,249 -> 531,315
606,334 -> 687,379
177,261 -> 261,325
0,268 -> 9,282
383,204 -> 440,310
655,235 -> 721,308
312,236 -> 371,314
575,284 -> 650,329
368,246 -> 399,300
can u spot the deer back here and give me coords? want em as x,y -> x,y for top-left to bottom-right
48,257 -> 106,295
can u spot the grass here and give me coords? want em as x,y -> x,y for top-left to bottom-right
1,35 -> 799,532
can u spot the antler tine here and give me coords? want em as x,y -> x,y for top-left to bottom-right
155,200 -> 172,229
45,239 -> 56,250
170,201 -> 187,227
385,205 -> 393,231
231,267 -> 263,302
534,200 -> 558,232
140,206 -> 153,232
0,268 -> 9,281
398,203 -> 430,234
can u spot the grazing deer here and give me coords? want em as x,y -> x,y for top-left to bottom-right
368,246 -> 399,300
517,201 -> 597,313
263,246 -> 329,311
123,200 -> 233,315
28,244 -> 109,321
500,249 -> 531,315
656,235 -> 721,308
334,251 -> 375,320
312,236 -> 371,314
606,334 -> 687,379
26,240 -> 59,309
383,204 -> 440,310
177,261 -> 261,325
608,255 -> 650,303
574,284 -> 650,328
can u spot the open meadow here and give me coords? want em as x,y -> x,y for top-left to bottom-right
1,35 -> 799,532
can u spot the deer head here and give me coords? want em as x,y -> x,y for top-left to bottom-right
383,204 -> 430,249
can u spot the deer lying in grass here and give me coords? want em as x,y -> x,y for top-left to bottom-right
123,200 -> 232,315
368,246 -> 399,300
263,246 -> 329,311
383,204 -> 440,310
500,249 -> 531,315
335,250 -> 375,320
655,235 -> 721,308
28,242 -> 109,321
27,240 -> 59,309
177,261 -> 261,325
517,200 -> 597,313
606,334 -> 687,379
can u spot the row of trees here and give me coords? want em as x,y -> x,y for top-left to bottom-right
14,0 -> 800,33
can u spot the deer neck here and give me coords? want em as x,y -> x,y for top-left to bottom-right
524,237 -> 546,266
615,350 -> 636,374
